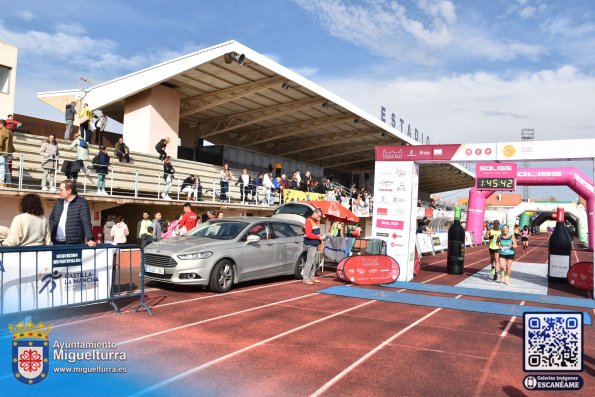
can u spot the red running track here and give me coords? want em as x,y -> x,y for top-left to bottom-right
7,235 -> 593,396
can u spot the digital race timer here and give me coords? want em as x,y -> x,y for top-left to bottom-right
476,178 -> 516,190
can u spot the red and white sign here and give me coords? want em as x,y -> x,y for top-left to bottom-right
476,163 -> 517,179
336,255 -> 400,285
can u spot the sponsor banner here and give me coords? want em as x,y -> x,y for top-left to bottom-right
282,189 -> 325,203
476,162 -> 517,179
416,234 -> 434,254
372,161 -> 418,280
1,248 -> 114,314
336,255 -> 400,285
497,139 -> 595,161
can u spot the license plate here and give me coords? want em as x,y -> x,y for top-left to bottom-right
145,265 -> 164,275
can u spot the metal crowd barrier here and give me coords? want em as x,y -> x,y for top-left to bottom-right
0,244 -> 152,316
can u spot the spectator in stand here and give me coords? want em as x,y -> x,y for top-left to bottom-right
0,119 -> 15,187
287,171 -> 299,190
181,174 -> 201,201
79,103 -> 93,143
68,132 -> 89,181
162,156 -> 175,200
40,134 -> 59,192
236,168 -> 251,203
2,194 -> 51,246
137,212 -> 151,245
48,180 -> 96,246
274,161 -> 282,178
64,102 -> 77,140
110,215 -> 129,245
262,171 -> 275,205
175,203 -> 198,236
303,171 -> 313,192
141,226 -> 154,249
155,138 -> 170,161
103,214 -> 116,244
220,163 -> 232,202
251,173 -> 263,202
5,114 -> 22,131
151,212 -> 162,242
93,110 -> 107,145
95,146 -> 110,195
114,137 -> 131,163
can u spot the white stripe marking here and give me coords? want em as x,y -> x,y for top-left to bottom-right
129,300 -> 376,397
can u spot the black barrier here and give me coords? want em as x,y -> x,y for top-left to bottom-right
0,244 -> 152,316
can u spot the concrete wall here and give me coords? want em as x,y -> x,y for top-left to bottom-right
123,85 -> 180,158
0,42 -> 18,116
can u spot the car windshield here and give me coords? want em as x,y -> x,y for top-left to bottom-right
272,203 -> 313,218
187,221 -> 249,240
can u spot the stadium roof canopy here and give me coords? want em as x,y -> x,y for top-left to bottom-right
38,40 -> 475,193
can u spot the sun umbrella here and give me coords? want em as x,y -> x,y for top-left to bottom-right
302,201 -> 360,223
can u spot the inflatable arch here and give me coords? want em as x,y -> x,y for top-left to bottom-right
505,202 -> 587,245
467,167 -> 594,248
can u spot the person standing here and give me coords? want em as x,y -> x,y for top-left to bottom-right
110,216 -> 129,245
93,110 -> 107,145
79,103 -> 93,143
68,132 -> 89,180
220,163 -> 231,202
175,203 -> 198,236
484,220 -> 502,281
103,214 -> 116,244
40,134 -> 60,192
236,168 -> 251,203
155,138 -> 169,161
114,137 -> 131,163
48,180 -> 96,246
521,225 -> 531,254
274,161 -> 282,178
262,171 -> 274,205
64,102 -> 77,140
497,225 -> 517,285
162,156 -> 175,200
302,208 -> 325,285
2,194 -> 51,246
151,212 -> 163,242
0,119 -> 15,187
95,146 -> 110,195
137,212 -> 152,244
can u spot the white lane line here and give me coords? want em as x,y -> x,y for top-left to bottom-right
309,302 -> 451,397
118,292 -> 319,346
129,300 -> 376,397
473,301 -> 525,397
0,279 -> 302,338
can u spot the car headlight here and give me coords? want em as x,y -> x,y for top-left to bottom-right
177,251 -> 213,260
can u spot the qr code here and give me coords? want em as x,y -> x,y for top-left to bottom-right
524,312 -> 583,371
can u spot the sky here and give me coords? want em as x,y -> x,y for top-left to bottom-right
2,0 -> 594,201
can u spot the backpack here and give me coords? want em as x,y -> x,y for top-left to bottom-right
79,138 -> 88,149
92,154 -> 101,169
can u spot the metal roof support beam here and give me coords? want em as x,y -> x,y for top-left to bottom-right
321,157 -> 376,169
306,145 -> 378,162
180,76 -> 285,118
244,115 -> 353,148
279,128 -> 383,156
201,97 -> 324,138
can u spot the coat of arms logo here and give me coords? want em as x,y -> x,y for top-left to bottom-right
9,321 -> 52,385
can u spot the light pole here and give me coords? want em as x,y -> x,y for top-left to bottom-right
521,128 -> 535,201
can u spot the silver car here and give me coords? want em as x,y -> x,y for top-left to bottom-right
143,217 -> 307,292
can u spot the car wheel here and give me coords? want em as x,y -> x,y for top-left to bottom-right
294,254 -> 306,280
209,260 -> 234,293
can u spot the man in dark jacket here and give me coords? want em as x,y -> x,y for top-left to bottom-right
49,180 -> 96,246
64,102 -> 77,140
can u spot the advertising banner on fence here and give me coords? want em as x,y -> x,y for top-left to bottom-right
282,189 -> 326,203
372,160 -> 419,280
1,248 -> 114,314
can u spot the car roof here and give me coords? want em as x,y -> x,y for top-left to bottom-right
213,216 -> 301,225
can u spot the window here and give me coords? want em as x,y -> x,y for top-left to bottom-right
0,66 -> 10,94
272,222 -> 302,238
241,223 -> 271,241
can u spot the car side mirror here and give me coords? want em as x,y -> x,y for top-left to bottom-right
246,234 -> 261,243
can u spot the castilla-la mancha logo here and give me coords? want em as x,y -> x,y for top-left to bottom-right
9,321 -> 52,385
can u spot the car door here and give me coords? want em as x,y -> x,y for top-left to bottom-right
271,221 -> 303,273
240,222 -> 277,280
